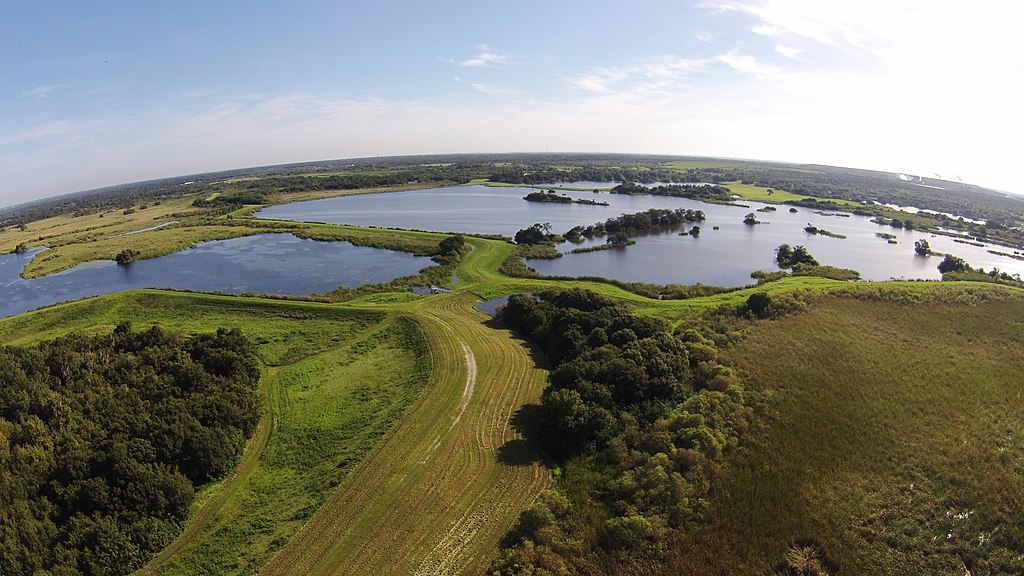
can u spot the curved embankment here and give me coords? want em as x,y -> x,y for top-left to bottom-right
260,293 -> 551,575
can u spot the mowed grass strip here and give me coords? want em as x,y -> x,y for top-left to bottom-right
670,297 -> 1024,575
260,293 -> 552,576
148,315 -> 430,575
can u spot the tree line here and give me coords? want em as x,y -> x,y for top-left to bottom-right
0,323 -> 261,575
492,289 -> 754,574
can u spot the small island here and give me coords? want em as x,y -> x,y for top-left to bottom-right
523,190 -> 609,206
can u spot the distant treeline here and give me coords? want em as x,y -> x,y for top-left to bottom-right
610,182 -> 731,201
6,154 -> 1023,244
0,323 -> 261,576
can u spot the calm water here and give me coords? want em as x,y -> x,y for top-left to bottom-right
0,234 -> 432,319
257,185 -> 1024,286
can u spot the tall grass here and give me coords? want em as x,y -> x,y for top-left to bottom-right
670,297 -> 1024,574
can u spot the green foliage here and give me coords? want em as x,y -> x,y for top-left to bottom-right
0,323 -> 260,576
115,248 -> 141,264
523,190 -> 608,206
751,270 -> 791,284
791,264 -> 861,281
437,234 -> 465,255
745,292 -> 772,317
515,223 -> 555,245
775,244 -> 819,268
937,253 -> 970,274
610,182 -> 731,202
495,289 -> 754,573
914,238 -> 930,256
803,225 -> 846,239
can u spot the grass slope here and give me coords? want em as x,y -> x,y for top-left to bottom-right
260,293 -> 552,575
672,297 -> 1024,575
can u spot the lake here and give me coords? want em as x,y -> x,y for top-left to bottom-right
0,234 -> 433,319
257,185 -> 1024,286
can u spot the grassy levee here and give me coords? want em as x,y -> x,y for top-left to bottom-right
670,294 -> 1024,574
260,293 -> 552,575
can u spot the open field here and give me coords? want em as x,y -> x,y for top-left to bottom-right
722,181 -> 858,207
0,195 -> 204,255
670,296 -> 1024,575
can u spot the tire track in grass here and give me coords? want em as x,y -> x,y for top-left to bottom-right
259,294 -> 551,576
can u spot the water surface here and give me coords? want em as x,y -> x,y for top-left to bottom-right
0,234 -> 432,319
257,185 -> 1024,286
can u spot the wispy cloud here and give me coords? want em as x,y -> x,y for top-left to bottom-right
25,85 -> 60,99
458,44 -> 511,67
773,44 -> 802,59
700,0 -> 874,50
568,55 -> 709,96
567,67 -> 628,93
0,121 -> 72,147
452,76 -> 530,97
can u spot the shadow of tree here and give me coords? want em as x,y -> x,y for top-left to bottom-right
496,403 -> 548,467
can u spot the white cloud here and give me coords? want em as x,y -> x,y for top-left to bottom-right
773,44 -> 802,58
717,49 -> 783,79
458,44 -> 510,68
568,55 -> 709,96
567,68 -> 628,93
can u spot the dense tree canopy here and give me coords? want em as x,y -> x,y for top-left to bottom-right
494,290 -> 753,574
0,323 -> 261,576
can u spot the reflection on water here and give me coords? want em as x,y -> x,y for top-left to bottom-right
0,234 -> 432,319
258,185 -> 1024,286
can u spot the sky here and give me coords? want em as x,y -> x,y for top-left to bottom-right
2,0 -> 1023,208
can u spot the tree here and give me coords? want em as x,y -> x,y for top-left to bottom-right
775,244 -> 818,268
514,223 -> 553,245
688,226 -> 700,237
937,254 -> 969,274
438,235 -> 465,255
12,242 -> 28,254
607,232 -> 630,245
743,212 -> 759,225
115,248 -> 140,265
914,239 -> 930,256
745,292 -> 772,317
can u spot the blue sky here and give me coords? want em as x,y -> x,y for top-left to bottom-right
2,1 -> 1022,208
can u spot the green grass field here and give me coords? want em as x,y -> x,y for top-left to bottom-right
670,296 -> 1024,575
721,181 -> 859,207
